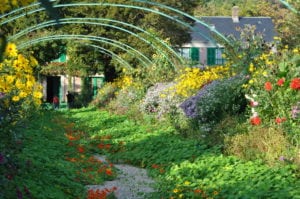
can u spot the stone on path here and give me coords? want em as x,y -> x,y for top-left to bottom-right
87,155 -> 155,199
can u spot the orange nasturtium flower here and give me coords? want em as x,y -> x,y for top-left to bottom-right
264,81 -> 273,91
277,78 -> 285,86
250,116 -> 261,125
290,78 -> 300,90
77,146 -> 85,153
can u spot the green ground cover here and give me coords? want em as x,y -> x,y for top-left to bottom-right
63,107 -> 300,199
2,107 -> 300,198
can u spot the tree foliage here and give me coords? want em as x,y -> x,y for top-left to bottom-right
2,0 -> 198,80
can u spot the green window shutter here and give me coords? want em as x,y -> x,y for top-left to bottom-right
59,53 -> 66,62
207,48 -> 216,65
190,47 -> 199,62
92,78 -> 98,97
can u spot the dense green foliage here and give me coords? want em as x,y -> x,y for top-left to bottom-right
64,107 -> 300,199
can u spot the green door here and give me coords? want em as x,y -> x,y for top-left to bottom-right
92,77 -> 105,98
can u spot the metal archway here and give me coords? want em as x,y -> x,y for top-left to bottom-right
10,19 -> 180,68
18,34 -> 153,68
0,2 -> 221,45
9,17 -> 184,64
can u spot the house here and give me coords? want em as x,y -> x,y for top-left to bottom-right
178,6 -> 276,66
40,52 -> 104,103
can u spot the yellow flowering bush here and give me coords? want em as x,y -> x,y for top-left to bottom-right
0,43 -> 42,128
93,75 -> 141,109
173,66 -> 230,97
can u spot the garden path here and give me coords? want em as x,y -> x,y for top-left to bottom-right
87,155 -> 155,199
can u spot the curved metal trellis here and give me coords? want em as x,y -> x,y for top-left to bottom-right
0,1 -> 230,70
9,19 -> 181,68
0,2 -> 220,46
9,17 -> 184,64
18,34 -> 153,68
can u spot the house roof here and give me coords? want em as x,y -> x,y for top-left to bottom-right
191,17 -> 276,44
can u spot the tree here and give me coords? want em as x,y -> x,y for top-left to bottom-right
2,0 -> 199,81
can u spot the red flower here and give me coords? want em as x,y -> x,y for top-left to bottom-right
105,168 -> 113,176
264,81 -> 272,91
277,78 -> 285,86
275,117 -> 286,124
77,146 -> 85,153
290,78 -> 300,90
250,116 -> 261,125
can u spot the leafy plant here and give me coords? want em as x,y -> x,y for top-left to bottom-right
243,45 -> 300,136
224,126 -> 296,165
180,75 -> 248,132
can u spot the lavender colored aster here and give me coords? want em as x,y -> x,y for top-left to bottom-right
180,80 -> 219,118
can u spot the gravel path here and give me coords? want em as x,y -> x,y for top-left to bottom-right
87,155 -> 155,199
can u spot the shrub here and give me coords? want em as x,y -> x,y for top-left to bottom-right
243,46 -> 300,135
107,81 -> 145,115
140,82 -> 181,119
172,66 -> 229,98
180,75 -> 247,132
224,126 -> 296,166
91,82 -> 118,107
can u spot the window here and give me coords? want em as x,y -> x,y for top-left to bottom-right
177,47 -> 200,64
207,48 -> 225,65
178,48 -> 190,60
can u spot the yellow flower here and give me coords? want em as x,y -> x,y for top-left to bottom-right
249,63 -> 255,72
12,95 -> 20,102
262,71 -> 268,77
293,48 -> 299,54
184,181 -> 191,185
173,188 -> 180,193
5,43 -> 18,57
19,91 -> 28,98
29,56 -> 39,67
33,91 -> 43,99
242,84 -> 248,88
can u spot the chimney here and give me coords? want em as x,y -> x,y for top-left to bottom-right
232,6 -> 239,23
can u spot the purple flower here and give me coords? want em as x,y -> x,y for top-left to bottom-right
279,156 -> 285,161
180,80 -> 219,118
0,153 -> 4,164
291,103 -> 300,119
0,92 -> 5,99
16,188 -> 23,199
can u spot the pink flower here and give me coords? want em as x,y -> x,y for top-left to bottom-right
250,101 -> 258,107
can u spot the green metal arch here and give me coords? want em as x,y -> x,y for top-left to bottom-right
10,20 -> 179,68
81,43 -> 133,70
9,17 -> 184,63
0,2 -> 219,45
277,0 -> 299,14
18,34 -> 152,68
